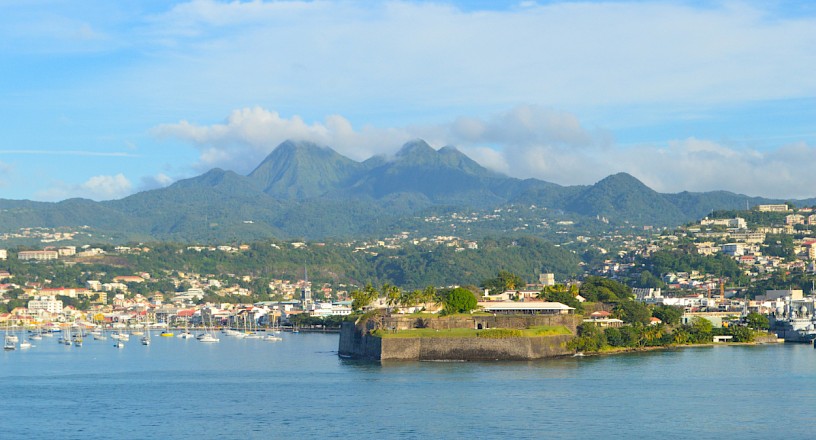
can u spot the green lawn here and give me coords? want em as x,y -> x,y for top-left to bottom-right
372,325 -> 572,339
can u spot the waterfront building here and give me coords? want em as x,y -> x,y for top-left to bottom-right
478,301 -> 574,315
584,310 -> 624,328
28,296 -> 63,314
680,312 -> 739,327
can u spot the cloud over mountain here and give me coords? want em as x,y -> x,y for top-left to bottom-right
155,105 -> 816,199
37,173 -> 133,202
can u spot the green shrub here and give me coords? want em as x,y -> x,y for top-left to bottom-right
476,328 -> 523,339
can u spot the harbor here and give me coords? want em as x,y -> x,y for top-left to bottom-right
3,332 -> 816,439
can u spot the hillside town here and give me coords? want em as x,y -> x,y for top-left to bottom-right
2,203 -> 816,343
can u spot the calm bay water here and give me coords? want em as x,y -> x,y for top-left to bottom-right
2,333 -> 815,439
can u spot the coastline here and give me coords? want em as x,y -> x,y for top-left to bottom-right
578,337 -> 785,358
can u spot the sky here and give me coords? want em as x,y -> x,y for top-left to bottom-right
1,0 -> 815,201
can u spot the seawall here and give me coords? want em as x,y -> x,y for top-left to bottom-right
338,321 -> 575,361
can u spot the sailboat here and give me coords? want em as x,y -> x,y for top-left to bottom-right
29,327 -> 43,341
244,314 -> 261,339
93,328 -> 108,341
176,318 -> 194,339
19,339 -> 32,349
197,313 -> 220,343
73,326 -> 84,347
62,326 -> 72,346
141,324 -> 151,345
3,324 -> 15,351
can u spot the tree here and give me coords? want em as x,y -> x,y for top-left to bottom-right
539,284 -> 583,313
614,300 -> 651,325
444,287 -> 477,314
481,270 -> 525,294
351,283 -> 379,311
637,270 -> 664,289
568,323 -> 606,352
671,327 -> 691,345
689,317 -> 713,342
764,234 -> 795,260
745,312 -> 769,330
382,283 -> 402,311
579,276 -> 632,302
651,305 -> 683,326
728,325 -> 754,343
604,327 -> 625,347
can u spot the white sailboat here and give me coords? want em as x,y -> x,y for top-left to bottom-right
197,314 -> 220,343
243,314 -> 261,339
29,327 -> 43,341
93,328 -> 108,341
141,324 -> 151,345
3,325 -> 15,351
62,326 -> 72,345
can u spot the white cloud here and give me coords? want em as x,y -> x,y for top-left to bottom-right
121,0 -> 816,115
156,105 -> 816,199
37,173 -> 133,201
153,107 -> 416,172
139,173 -> 174,191
618,139 -> 816,199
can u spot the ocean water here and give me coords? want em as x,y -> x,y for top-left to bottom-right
2,332 -> 815,439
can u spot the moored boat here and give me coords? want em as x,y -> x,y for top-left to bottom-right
197,333 -> 220,343
3,334 -> 15,351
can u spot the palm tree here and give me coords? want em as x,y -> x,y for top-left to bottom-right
420,286 -> 438,307
382,284 -> 402,313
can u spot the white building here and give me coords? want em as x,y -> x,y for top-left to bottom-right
539,273 -> 556,287
722,243 -> 746,256
758,289 -> 804,301
701,217 -> 747,229
0,249 -> 7,260
633,288 -> 663,302
757,204 -> 789,212
58,246 -> 76,256
28,296 -> 64,314
478,301 -> 574,315
18,250 -> 59,261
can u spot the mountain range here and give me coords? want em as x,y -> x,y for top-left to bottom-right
0,139 -> 807,242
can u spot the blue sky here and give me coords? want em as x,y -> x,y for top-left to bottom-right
1,0 -> 815,201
